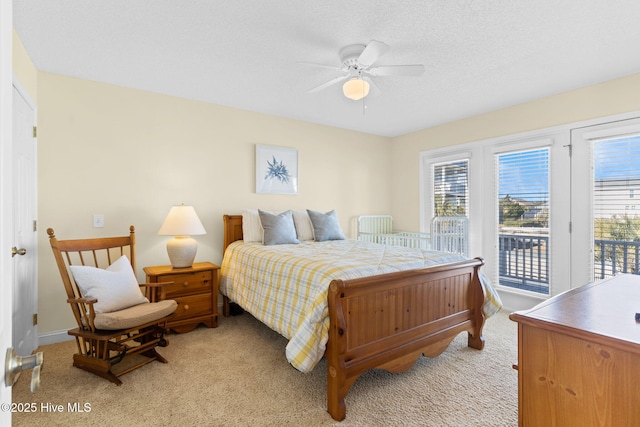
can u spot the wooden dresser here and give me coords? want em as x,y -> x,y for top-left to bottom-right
510,274 -> 640,426
144,262 -> 219,333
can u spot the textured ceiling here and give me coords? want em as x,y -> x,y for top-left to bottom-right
13,1 -> 640,137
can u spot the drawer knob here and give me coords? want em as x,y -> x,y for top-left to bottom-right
183,281 -> 189,287
183,304 -> 190,311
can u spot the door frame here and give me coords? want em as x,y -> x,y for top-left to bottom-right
1,0 -> 15,422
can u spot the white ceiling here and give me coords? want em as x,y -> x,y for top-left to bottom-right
13,1 -> 640,137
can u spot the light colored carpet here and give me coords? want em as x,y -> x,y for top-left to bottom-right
12,310 -> 518,426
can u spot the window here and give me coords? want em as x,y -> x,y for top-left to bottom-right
432,159 -> 468,217
496,148 -> 550,295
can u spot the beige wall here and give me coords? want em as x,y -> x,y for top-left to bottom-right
37,72 -> 392,333
390,73 -> 640,232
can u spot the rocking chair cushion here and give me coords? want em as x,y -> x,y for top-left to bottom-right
94,299 -> 177,330
70,255 -> 149,313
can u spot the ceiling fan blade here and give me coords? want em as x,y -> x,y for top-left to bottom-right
367,64 -> 425,77
307,74 -> 350,93
297,61 -> 342,71
356,40 -> 390,67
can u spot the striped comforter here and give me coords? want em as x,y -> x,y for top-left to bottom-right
219,239 -> 502,373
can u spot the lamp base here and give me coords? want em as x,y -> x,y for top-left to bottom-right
166,236 -> 197,268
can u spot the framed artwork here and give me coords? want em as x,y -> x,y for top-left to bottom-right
256,144 -> 298,194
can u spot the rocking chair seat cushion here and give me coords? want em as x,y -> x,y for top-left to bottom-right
94,299 -> 177,330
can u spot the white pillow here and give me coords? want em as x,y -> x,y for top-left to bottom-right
292,210 -> 315,241
241,209 -> 264,243
69,255 -> 149,314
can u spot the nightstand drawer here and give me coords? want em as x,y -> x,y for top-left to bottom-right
172,293 -> 212,321
144,262 -> 219,333
161,271 -> 212,298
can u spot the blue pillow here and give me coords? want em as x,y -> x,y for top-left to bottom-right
258,210 -> 300,245
307,209 -> 345,241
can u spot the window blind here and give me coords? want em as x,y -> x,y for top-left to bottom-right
593,134 -> 640,279
497,149 -> 550,228
432,159 -> 468,217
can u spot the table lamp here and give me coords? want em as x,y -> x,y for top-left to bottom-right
158,204 -> 207,268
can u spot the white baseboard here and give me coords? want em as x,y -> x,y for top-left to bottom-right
496,288 -> 547,313
38,329 -> 74,346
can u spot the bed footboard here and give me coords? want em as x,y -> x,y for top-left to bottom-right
326,257 -> 486,421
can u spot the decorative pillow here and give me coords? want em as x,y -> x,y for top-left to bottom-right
69,255 -> 149,314
307,209 -> 346,241
258,210 -> 300,245
241,209 -> 264,243
292,209 -> 315,241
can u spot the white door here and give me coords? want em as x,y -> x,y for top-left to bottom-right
12,83 -> 38,357
1,0 -> 14,422
571,117 -> 640,286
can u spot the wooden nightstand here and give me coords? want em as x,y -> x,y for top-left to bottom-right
144,262 -> 219,333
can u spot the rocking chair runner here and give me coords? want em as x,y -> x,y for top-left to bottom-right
47,226 -> 178,385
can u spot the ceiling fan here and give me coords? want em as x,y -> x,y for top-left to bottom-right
300,40 -> 425,101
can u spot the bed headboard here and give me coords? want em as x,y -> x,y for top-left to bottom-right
223,215 -> 243,251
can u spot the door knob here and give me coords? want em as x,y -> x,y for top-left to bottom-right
11,247 -> 26,257
5,347 -> 43,392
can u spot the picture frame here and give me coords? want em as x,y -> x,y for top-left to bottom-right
255,144 -> 298,194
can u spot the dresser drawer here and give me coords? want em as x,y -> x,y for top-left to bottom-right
160,271 -> 212,298
171,293 -> 212,321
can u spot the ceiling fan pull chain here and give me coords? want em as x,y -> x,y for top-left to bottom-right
362,86 -> 367,116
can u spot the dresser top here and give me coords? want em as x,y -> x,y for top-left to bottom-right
510,274 -> 640,348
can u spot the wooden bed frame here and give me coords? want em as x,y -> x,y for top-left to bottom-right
222,214 -> 487,421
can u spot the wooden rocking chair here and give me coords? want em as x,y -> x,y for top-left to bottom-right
47,226 -> 177,385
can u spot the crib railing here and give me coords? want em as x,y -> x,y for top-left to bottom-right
357,215 -> 394,244
431,216 -> 469,257
378,231 -> 431,249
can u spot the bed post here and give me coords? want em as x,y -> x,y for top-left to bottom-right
467,258 -> 487,350
222,215 -> 244,317
326,280 -> 351,421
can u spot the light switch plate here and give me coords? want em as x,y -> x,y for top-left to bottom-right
93,214 -> 104,228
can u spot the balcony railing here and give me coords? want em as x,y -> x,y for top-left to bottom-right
499,234 -> 640,294
594,239 -> 640,279
499,233 -> 549,294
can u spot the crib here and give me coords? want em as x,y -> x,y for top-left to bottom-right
356,215 -> 469,256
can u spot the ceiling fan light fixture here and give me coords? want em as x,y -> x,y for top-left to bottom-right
342,78 -> 370,101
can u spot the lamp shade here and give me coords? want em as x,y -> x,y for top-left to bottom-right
158,205 -> 206,268
342,78 -> 370,101
158,205 -> 206,236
